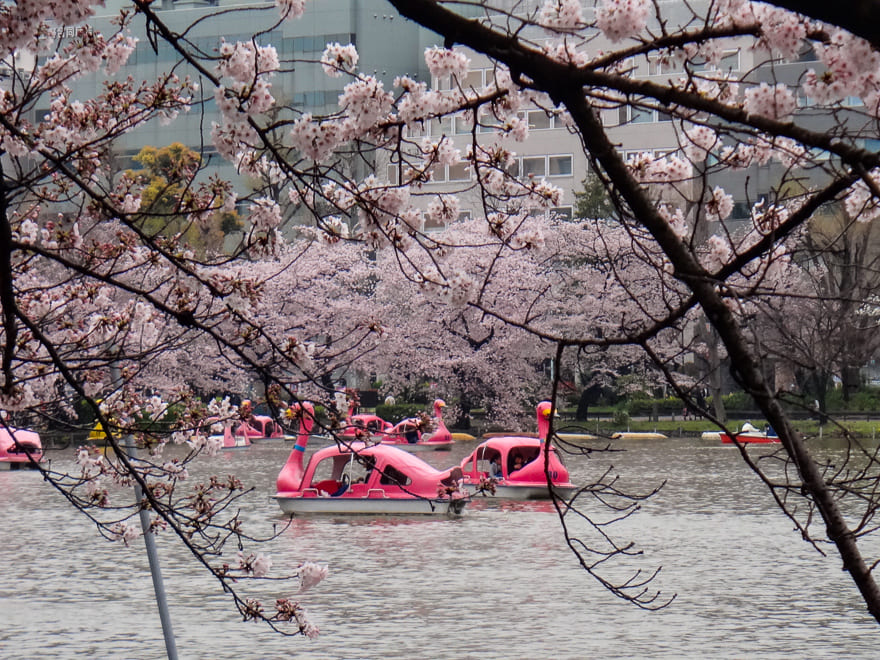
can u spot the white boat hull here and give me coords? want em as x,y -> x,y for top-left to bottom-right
0,460 -> 42,471
275,495 -> 467,516
464,483 -> 578,500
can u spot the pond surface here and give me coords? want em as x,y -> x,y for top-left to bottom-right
1,435 -> 878,659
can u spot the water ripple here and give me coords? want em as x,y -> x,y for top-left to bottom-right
0,437 -> 878,658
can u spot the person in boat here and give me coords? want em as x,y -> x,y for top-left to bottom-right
490,456 -> 503,478
765,424 -> 777,437
511,455 -> 524,472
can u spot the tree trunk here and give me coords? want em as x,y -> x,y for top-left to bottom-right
708,331 -> 727,423
576,388 -> 590,421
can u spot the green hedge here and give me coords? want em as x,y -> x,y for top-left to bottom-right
375,403 -> 429,421
624,397 -> 687,416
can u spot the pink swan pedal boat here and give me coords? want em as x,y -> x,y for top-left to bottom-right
200,417 -> 252,449
378,399 -> 455,452
340,413 -> 393,438
0,426 -> 44,470
233,414 -> 292,441
459,402 -> 577,500
275,403 -> 467,516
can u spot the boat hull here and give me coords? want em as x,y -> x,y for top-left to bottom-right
0,459 -> 42,471
275,495 -> 467,516
719,432 -> 779,444
210,434 -> 251,449
463,482 -> 578,500
611,432 -> 668,440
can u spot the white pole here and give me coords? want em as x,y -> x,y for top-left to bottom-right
124,433 -> 179,659
112,365 -> 178,659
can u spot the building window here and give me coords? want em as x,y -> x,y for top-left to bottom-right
797,44 -> 818,62
479,112 -> 504,133
292,90 -> 343,108
717,50 -> 740,71
504,155 -> 575,179
630,106 -> 653,123
448,162 -> 471,181
548,155 -> 573,177
458,70 -> 483,90
453,114 -> 473,135
648,49 -> 739,75
622,148 -> 675,161
521,157 -> 546,178
550,206 -> 573,221
526,110 -> 553,130
648,58 -> 684,76
428,116 -> 453,137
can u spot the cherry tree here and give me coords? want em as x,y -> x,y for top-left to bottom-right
0,0 -> 338,638
368,0 -> 880,621
8,0 -> 880,642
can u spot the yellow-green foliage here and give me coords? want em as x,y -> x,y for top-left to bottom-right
126,143 -> 241,254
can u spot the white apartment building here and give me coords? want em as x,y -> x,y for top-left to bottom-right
65,2 -> 853,233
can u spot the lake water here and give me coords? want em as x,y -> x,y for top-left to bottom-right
1,436 -> 879,659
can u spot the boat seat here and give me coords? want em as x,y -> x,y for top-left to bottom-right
348,483 -> 368,496
313,479 -> 342,495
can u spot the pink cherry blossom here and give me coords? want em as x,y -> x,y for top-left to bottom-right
705,186 -> 734,222
594,0 -> 650,42
539,0 -> 585,31
321,42 -> 359,78
424,47 -> 470,80
297,562 -> 329,593
743,82 -> 796,119
276,0 -> 306,21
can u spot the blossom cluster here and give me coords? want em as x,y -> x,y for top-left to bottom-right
539,0 -> 585,31
321,42 -> 359,78
844,170 -> 880,223
424,47 -> 470,80
742,82 -> 796,119
594,0 -> 650,42
804,30 -> 880,108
